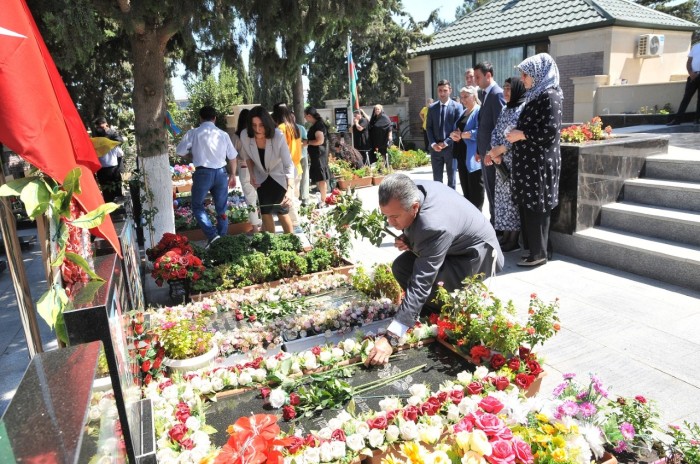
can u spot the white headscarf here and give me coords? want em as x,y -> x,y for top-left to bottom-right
517,53 -> 563,104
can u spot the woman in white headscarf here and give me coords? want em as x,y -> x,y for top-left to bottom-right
506,53 -> 563,267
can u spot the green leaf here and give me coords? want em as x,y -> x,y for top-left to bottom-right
36,284 -> 69,330
70,203 -> 119,229
19,179 -> 51,219
0,176 -> 37,196
50,247 -> 66,267
55,311 -> 69,345
51,190 -> 71,217
65,252 -> 104,281
55,221 -> 70,251
200,425 -> 217,435
62,168 -> 82,196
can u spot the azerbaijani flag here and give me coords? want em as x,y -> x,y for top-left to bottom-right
348,37 -> 360,110
164,110 -> 182,136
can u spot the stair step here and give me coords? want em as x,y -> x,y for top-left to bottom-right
624,178 -> 700,211
572,227 -> 700,291
645,154 -> 700,182
601,202 -> 700,247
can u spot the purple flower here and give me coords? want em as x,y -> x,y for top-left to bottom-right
558,400 -> 579,417
578,402 -> 597,418
552,382 -> 568,397
614,440 -> 628,453
620,422 -> 636,440
563,372 -> 576,380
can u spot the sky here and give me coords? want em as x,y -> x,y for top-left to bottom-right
172,0 -> 465,100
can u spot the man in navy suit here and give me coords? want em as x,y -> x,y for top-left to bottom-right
426,79 -> 463,189
474,62 -> 505,228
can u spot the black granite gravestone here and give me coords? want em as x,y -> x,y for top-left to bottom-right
0,341 -> 125,463
205,342 -> 472,446
63,254 -> 155,463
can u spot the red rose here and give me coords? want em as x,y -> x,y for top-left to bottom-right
466,381 -> 483,395
436,391 -> 449,403
141,359 -> 152,373
635,395 -> 647,404
367,415 -> 388,430
512,438 -> 534,464
490,353 -> 506,370
289,393 -> 301,406
515,373 -> 535,390
489,439 -> 516,464
453,416 -> 475,433
235,312 -> 244,321
475,413 -> 506,438
311,346 -> 322,356
180,438 -> 195,450
168,423 -> 188,443
386,409 -> 399,422
152,358 -> 163,370
450,389 -> 464,405
479,396 -> 504,414
403,405 -> 419,422
286,436 -> 305,454
493,376 -> 510,391
470,345 -> 491,364
420,397 -> 441,416
260,387 -> 271,399
507,357 -> 521,372
518,346 -> 531,360
331,429 -> 347,441
144,373 -> 153,385
134,324 -> 144,335
304,434 -> 319,447
175,403 -> 191,423
526,359 -> 543,376
282,405 -> 297,421
428,313 -> 439,324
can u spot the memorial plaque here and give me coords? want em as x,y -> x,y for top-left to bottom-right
120,217 -> 145,314
205,342 -> 471,446
64,254 -> 155,463
335,108 -> 349,133
0,342 -> 127,463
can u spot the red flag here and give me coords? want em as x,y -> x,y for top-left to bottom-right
0,0 -> 120,256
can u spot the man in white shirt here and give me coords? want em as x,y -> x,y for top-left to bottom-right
176,106 -> 238,247
668,36 -> 700,126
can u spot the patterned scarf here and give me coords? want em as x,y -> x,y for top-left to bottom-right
517,53 -> 562,104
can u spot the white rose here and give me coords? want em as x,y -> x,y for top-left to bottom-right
162,385 -> 179,401
368,428 -> 385,448
379,397 -> 401,411
342,339 -> 356,353
291,361 -> 302,374
319,351 -> 332,363
189,376 -> 203,390
473,366 -> 489,380
386,425 -> 400,443
418,424 -> 441,444
318,427 -> 333,440
319,442 -> 333,462
269,388 -> 288,408
409,384 -> 428,398
211,376 -> 224,392
407,396 -> 422,406
185,415 -> 201,431
327,418 -> 343,431
336,411 -> 353,423
446,404 -> 461,422
176,450 -> 193,464
346,433 -> 365,452
355,422 -> 371,438
303,352 -> 318,370
180,387 -> 195,402
330,441 -> 347,459
265,357 -> 279,370
304,446 -> 321,464
156,447 -> 179,463
238,372 -> 253,385
458,397 -> 479,415
225,371 -> 238,387
469,429 -> 492,456
457,371 -> 472,386
191,430 -> 210,449
252,368 -> 267,382
399,420 -> 418,441
197,379 -> 213,394
331,347 -> 344,359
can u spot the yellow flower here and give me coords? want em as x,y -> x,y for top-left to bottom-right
382,454 -> 404,464
428,450 -> 451,464
401,442 -> 425,464
554,422 -> 570,434
535,434 -> 551,445
552,435 -> 567,449
535,413 -> 550,423
461,451 -> 487,464
469,429 -> 492,457
551,448 -> 568,462
542,424 -> 556,435
455,431 -> 473,453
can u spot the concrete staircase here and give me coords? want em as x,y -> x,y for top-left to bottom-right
571,150 -> 700,291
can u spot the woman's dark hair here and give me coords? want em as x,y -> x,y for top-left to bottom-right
304,106 -> 325,126
246,106 -> 276,139
272,103 -> 300,138
236,109 -> 249,137
504,77 -> 527,109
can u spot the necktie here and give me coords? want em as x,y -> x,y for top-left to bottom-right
439,104 -> 446,139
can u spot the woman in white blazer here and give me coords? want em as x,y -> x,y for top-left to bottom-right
239,106 -> 295,233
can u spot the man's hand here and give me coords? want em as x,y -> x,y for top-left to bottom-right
228,174 -> 237,189
365,336 -> 393,366
395,234 -> 410,251
432,142 -> 444,152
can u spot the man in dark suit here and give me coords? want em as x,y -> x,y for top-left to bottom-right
366,174 -> 504,365
426,79 -> 463,189
474,62 -> 506,227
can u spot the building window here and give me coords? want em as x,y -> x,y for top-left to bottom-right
431,55 -> 473,97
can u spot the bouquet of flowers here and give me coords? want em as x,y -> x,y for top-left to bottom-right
146,232 -> 193,262
171,163 -> 195,180
129,312 -> 165,385
560,116 -> 613,143
151,248 -> 205,286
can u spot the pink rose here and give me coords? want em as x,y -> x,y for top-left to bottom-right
488,440 -> 516,464
453,416 -> 475,433
479,396 -> 504,414
512,438 -> 534,464
467,381 -> 484,395
331,429 -> 347,441
475,413 -> 506,438
450,389 -> 464,405
367,415 -> 388,430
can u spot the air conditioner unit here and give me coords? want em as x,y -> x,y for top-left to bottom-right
637,34 -> 664,58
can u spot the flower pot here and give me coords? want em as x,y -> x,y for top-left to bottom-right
337,179 -> 352,190
228,222 -> 253,235
524,370 -> 547,398
597,452 -> 618,464
372,175 -> 385,185
176,183 -> 193,194
163,343 -> 218,374
353,176 -> 373,188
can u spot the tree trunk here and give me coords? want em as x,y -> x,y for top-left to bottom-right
129,28 -> 174,251
293,68 -> 305,124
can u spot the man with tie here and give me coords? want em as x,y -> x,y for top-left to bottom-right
474,62 -> 506,227
426,79 -> 463,189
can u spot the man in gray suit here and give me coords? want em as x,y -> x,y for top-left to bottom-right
474,62 -> 505,228
366,174 -> 503,365
426,79 -> 463,189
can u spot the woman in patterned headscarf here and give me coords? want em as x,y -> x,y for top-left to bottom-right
506,53 -> 563,267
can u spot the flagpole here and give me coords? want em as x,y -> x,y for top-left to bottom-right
347,33 -> 354,149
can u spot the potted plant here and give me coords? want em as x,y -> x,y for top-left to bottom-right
154,314 -> 217,372
371,161 -> 391,185
352,165 -> 373,188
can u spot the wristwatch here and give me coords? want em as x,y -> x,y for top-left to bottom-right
386,331 -> 400,347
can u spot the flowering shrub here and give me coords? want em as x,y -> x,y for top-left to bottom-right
174,191 -> 255,231
560,116 -> 613,143
667,421 -> 700,464
151,248 -> 205,286
155,314 -> 214,360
